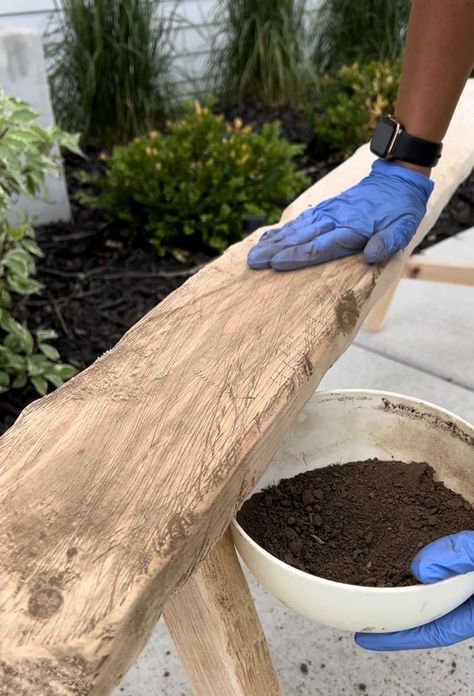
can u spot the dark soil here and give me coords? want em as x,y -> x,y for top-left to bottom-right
237,459 -> 474,587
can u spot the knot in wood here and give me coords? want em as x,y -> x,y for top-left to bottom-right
28,587 -> 64,620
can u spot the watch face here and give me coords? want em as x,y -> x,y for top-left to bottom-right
371,120 -> 396,156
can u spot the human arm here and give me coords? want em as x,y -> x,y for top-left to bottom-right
247,0 -> 474,272
394,0 -> 474,177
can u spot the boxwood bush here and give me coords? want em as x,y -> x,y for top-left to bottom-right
308,61 -> 401,158
88,102 -> 309,257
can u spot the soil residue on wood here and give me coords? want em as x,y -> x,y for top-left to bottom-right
237,459 -> 474,587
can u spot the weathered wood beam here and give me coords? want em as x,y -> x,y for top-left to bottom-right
0,82 -> 473,695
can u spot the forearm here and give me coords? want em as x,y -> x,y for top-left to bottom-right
394,0 -> 474,175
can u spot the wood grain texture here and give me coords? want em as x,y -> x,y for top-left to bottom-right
164,530 -> 281,695
0,81 -> 473,695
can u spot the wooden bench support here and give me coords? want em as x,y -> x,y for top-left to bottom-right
363,273 -> 402,333
404,257 -> 474,285
364,256 -> 474,332
164,529 -> 281,696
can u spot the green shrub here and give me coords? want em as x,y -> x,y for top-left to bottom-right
312,0 -> 409,74
308,61 -> 401,158
210,0 -> 308,106
0,91 -> 79,396
47,0 -> 174,146
87,102 -> 309,257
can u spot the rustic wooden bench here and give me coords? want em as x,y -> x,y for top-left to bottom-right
1,82 -> 473,696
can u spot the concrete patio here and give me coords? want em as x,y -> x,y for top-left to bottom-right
115,229 -> 474,696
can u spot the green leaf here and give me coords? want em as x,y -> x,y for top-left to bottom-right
6,224 -> 28,242
0,309 -> 18,333
55,131 -> 83,156
11,108 -> 37,123
1,248 -> 30,276
12,373 -> 27,389
3,333 -> 21,352
36,328 -> 58,342
0,287 -> 12,308
15,324 -> 34,355
49,363 -> 77,380
21,237 -> 43,257
39,343 -> 60,361
31,375 -> 48,396
7,275 -> 41,295
44,370 -> 64,388
1,347 -> 25,372
3,132 -> 30,148
0,369 -> 10,393
27,353 -> 50,376
22,124 -> 52,143
10,355 -> 25,372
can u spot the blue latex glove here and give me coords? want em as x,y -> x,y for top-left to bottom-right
356,532 -> 474,651
247,159 -> 434,271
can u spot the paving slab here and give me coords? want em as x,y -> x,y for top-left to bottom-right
115,345 -> 474,696
356,229 -> 474,389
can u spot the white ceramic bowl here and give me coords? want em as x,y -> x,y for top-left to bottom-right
232,390 -> 474,633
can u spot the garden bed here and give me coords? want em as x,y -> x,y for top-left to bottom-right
1,149 -> 473,437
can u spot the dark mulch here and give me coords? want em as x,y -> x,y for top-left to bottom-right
1,140 -> 474,436
416,172 -> 474,251
215,100 -> 313,147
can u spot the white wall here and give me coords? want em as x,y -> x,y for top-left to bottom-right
0,28 -> 71,222
0,0 -> 320,97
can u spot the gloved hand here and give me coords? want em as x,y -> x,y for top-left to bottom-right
356,531 -> 474,651
247,159 -> 434,271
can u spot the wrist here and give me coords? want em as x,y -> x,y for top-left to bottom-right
372,158 -> 434,200
370,116 -> 442,171
392,160 -> 432,179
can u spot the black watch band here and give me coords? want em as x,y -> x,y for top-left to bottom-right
370,116 -> 443,168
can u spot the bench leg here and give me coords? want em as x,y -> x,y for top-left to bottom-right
164,529 -> 282,696
363,276 -> 400,332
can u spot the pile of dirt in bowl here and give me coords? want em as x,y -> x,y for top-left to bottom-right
237,459 -> 474,587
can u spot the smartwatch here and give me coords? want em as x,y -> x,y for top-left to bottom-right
370,116 -> 442,168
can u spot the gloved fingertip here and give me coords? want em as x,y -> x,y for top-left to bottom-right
410,534 -> 459,583
247,259 -> 272,270
410,548 -> 435,583
354,632 -> 391,651
410,532 -> 474,583
247,245 -> 273,270
259,226 -> 281,242
363,249 -> 380,265
363,235 -> 390,265
247,260 -> 272,270
270,257 -> 300,272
